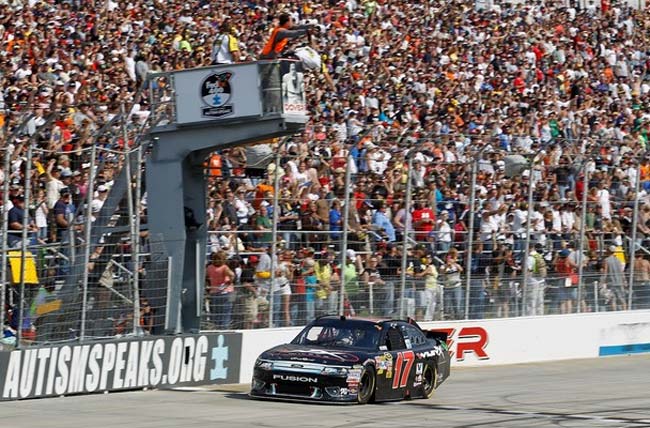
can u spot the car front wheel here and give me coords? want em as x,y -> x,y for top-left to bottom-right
357,366 -> 376,404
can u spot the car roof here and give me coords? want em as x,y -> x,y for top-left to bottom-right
312,316 -> 415,329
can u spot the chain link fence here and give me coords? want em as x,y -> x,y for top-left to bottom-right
199,144 -> 650,329
4,130 -> 650,344
1,133 -> 170,348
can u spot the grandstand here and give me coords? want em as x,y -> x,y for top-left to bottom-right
2,0 -> 650,348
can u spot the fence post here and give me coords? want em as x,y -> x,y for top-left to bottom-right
338,154 -> 353,316
80,144 -> 97,341
627,156 -> 642,309
17,144 -> 33,347
195,240 -> 202,325
0,146 -> 12,334
268,147 -> 282,328
121,107 -> 141,335
576,166 -> 589,313
399,155 -> 414,319
164,256 -> 174,332
464,155 -> 479,320
521,160 -> 536,317
132,146 -> 143,334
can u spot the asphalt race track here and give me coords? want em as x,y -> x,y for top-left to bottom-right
2,355 -> 649,428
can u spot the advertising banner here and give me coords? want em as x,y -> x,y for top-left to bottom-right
0,333 -> 242,400
279,60 -> 307,117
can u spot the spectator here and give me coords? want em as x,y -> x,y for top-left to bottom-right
211,19 -> 241,65
205,251 -> 235,329
7,195 -> 37,247
440,247 -> 463,320
526,243 -> 547,316
602,245 -> 628,311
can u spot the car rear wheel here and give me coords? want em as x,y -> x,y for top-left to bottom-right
357,367 -> 376,404
422,364 -> 437,399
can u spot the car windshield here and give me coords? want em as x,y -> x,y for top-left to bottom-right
292,322 -> 381,350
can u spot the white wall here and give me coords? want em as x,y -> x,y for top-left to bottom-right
236,311 -> 650,383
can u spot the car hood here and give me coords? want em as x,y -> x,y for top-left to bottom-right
261,344 -> 367,365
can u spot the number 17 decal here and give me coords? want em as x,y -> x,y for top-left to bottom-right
392,350 -> 415,389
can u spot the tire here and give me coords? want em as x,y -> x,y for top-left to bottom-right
357,366 -> 376,404
422,364 -> 437,399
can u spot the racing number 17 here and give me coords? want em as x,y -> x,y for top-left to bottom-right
392,350 -> 415,389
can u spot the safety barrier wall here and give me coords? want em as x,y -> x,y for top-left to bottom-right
235,310 -> 650,384
0,332 -> 241,400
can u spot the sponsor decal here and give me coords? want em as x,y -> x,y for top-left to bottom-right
415,363 -> 423,375
413,374 -> 423,388
346,368 -> 361,391
416,346 -> 445,359
340,387 -> 349,396
200,71 -> 234,118
272,374 -> 318,383
0,334 -> 241,400
429,327 -> 489,362
374,353 -> 393,375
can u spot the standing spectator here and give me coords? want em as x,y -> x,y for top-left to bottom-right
211,20 -> 241,65
361,253 -> 394,317
602,245 -> 628,311
632,252 -> 650,310
526,243 -> 547,316
329,199 -> 343,245
412,201 -> 435,242
7,195 -> 37,247
314,251 -> 334,316
422,253 -> 440,321
372,201 -> 395,242
342,249 -> 361,314
469,241 -> 490,319
259,13 -> 313,60
273,250 -> 293,327
53,188 -> 75,243
33,189 -> 49,242
239,256 -> 259,330
434,211 -> 453,256
45,160 -> 65,209
441,247 -> 463,320
555,249 -> 577,314
205,251 -> 235,329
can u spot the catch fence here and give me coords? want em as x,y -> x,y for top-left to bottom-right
3,129 -> 650,346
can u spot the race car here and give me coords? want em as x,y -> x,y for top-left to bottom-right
250,316 -> 450,404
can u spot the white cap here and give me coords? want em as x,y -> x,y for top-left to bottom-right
346,249 -> 356,259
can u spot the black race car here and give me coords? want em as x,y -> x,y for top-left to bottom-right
250,316 -> 450,404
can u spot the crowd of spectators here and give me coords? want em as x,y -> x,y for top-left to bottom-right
2,0 -> 650,332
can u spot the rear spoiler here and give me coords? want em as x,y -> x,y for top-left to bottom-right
425,330 -> 448,343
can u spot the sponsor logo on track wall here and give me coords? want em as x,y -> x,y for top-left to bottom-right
0,333 -> 241,400
430,327 -> 490,362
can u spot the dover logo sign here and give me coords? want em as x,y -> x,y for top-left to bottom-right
0,333 -> 241,400
200,71 -> 234,118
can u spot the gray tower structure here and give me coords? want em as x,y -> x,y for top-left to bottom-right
146,60 -> 307,333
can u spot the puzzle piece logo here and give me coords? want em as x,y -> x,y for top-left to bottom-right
201,71 -> 234,118
210,334 -> 229,381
